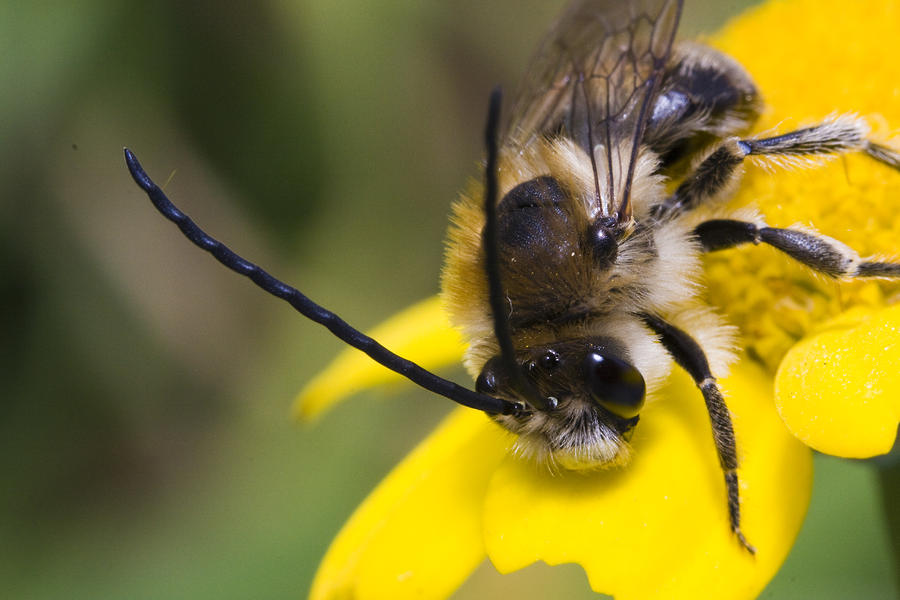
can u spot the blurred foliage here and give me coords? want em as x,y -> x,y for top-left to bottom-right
0,0 -> 895,598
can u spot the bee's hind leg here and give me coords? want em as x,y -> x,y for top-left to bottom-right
654,115 -> 899,219
694,218 -> 900,279
865,141 -> 900,171
640,313 -> 756,555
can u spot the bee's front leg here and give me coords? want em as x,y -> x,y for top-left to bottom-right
640,313 -> 756,555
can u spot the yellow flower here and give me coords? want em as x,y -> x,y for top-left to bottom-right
708,0 -> 900,457
296,0 -> 900,597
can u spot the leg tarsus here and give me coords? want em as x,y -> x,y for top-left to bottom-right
858,261 -> 900,277
865,141 -> 900,172
725,470 -> 757,555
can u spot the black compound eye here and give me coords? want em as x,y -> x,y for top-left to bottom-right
476,367 -> 498,394
583,351 -> 645,419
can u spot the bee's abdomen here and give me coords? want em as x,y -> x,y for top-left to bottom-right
646,42 -> 761,175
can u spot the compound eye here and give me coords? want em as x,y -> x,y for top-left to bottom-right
476,358 -> 501,394
476,369 -> 499,395
583,351 -> 645,419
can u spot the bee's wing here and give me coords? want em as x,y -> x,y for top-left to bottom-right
504,0 -> 683,221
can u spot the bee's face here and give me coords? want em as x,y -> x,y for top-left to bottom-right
477,337 -> 646,469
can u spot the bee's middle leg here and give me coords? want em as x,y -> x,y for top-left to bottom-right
694,218 -> 900,279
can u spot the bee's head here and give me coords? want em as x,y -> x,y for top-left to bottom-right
477,337 -> 645,470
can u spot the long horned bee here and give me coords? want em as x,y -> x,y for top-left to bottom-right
125,0 -> 900,555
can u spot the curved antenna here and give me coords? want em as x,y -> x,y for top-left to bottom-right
481,88 -> 555,412
124,148 -> 520,416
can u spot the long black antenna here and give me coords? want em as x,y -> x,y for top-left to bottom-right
481,88 -> 555,412
124,148 -> 519,416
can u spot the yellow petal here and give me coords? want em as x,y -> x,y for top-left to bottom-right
309,408 -> 510,600
774,305 -> 900,457
294,296 -> 467,420
484,360 -> 812,600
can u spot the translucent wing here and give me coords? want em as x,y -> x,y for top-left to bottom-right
504,0 -> 683,221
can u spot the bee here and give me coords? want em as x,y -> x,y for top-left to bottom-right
125,0 -> 900,555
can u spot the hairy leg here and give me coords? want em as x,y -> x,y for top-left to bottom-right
641,313 -> 755,554
654,116 -> 900,218
695,219 -> 900,278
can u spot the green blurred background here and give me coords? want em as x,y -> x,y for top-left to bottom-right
1,0 -> 896,598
